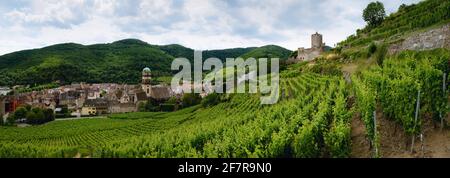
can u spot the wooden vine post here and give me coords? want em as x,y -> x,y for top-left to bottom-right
441,73 -> 446,132
373,110 -> 378,157
411,90 -> 420,153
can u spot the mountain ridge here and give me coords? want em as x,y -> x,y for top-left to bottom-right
0,39 -> 292,86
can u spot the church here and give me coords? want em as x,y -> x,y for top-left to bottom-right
140,67 -> 173,101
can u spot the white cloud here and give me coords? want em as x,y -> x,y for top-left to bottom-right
0,0 -> 423,55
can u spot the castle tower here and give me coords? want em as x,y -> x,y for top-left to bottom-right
311,32 -> 323,49
142,67 -> 152,97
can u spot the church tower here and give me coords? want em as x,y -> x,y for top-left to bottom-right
142,67 -> 152,97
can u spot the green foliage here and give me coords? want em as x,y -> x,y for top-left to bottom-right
306,58 -> 342,76
201,93 -> 220,108
375,43 -> 388,66
339,0 -> 450,48
355,49 -> 449,136
138,100 -> 160,112
325,121 -> 351,158
166,97 -> 178,104
239,45 -> 292,61
328,83 -> 353,160
26,108 -> 45,125
6,113 -> 16,125
368,42 -> 377,56
0,39 -> 287,86
43,109 -> 55,122
292,121 -> 319,158
182,93 -> 202,108
363,1 -> 386,27
0,39 -> 174,86
157,44 -> 255,63
0,73 -> 352,158
16,83 -> 59,94
14,107 -> 28,120
55,106 -> 70,118
160,104 -> 176,112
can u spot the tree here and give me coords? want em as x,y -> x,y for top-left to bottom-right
363,1 -> 386,27
43,108 -> 55,122
138,101 -> 147,112
6,113 -> 16,125
201,93 -> 220,108
398,4 -> 407,12
375,43 -> 388,66
368,42 -> 377,56
181,93 -> 202,108
24,104 -> 32,112
14,107 -> 28,120
26,108 -> 46,124
26,111 -> 37,124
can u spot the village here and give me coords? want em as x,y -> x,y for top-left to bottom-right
0,67 -> 207,121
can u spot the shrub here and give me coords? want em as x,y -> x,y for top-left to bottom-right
43,109 -> 55,122
160,104 -> 176,112
201,93 -> 220,108
14,107 -> 28,120
375,43 -> 388,66
368,42 -> 377,56
182,93 -> 202,108
6,113 -> 16,125
325,122 -> 351,158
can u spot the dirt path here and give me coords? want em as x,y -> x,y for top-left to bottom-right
350,113 -> 372,158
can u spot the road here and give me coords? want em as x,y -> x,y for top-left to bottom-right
55,116 -> 106,121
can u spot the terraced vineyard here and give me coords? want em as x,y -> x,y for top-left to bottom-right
351,49 -> 449,156
0,72 -> 352,158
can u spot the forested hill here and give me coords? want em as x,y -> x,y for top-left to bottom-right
0,39 -> 289,86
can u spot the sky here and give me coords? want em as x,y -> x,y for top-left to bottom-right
0,0 -> 422,55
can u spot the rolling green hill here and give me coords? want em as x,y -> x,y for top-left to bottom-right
0,39 -> 174,86
0,39 -> 285,86
156,44 -> 256,62
240,45 -> 292,60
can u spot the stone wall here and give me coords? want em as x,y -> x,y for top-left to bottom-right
389,23 -> 450,54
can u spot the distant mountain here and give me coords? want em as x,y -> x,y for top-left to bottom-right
156,44 -> 256,62
0,39 -> 287,86
239,45 -> 292,60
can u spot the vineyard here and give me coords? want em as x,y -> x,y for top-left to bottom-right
0,48 -> 448,158
352,49 -> 449,156
0,71 -> 353,158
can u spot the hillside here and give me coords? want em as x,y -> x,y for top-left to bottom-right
157,44 -> 256,62
338,0 -> 450,52
0,39 -> 175,86
0,40 -> 280,86
240,45 -> 292,60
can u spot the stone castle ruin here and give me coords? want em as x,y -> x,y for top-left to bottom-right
288,32 -> 326,63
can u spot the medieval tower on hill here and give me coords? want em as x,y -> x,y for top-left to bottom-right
294,32 -> 326,62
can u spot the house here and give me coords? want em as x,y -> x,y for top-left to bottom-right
84,98 -> 109,115
109,103 -> 137,113
81,106 -> 97,116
